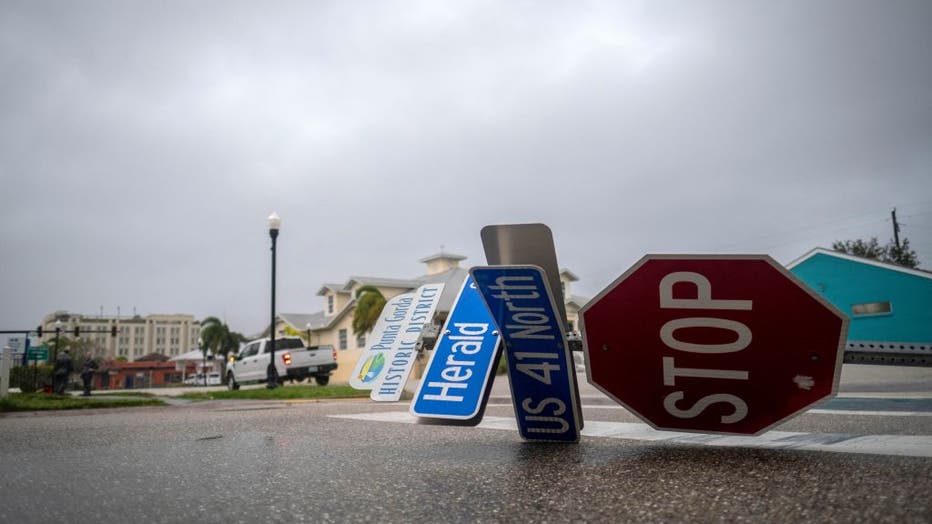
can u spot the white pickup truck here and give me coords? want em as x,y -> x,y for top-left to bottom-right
226,336 -> 338,389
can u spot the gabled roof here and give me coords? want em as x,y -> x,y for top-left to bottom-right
278,311 -> 330,331
787,248 -> 932,280
316,283 -> 349,296
278,300 -> 358,333
170,349 -> 206,361
343,276 -> 422,291
418,267 -> 469,312
136,353 -> 170,362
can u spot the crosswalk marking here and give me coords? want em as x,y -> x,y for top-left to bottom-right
330,412 -> 932,458
483,403 -> 932,417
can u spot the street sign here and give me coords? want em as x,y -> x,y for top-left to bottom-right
7,336 -> 23,354
349,283 -> 445,401
471,265 -> 582,442
481,223 -> 568,331
27,346 -> 49,361
411,276 -> 502,424
350,292 -> 418,390
580,255 -> 848,436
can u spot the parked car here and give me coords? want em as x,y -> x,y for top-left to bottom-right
184,373 -> 221,386
226,336 -> 337,389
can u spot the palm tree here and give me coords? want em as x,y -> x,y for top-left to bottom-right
200,317 -> 247,382
200,317 -> 225,358
353,285 -> 387,336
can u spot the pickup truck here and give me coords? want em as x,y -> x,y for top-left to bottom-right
226,336 -> 338,389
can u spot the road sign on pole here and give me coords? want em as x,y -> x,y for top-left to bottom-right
471,265 -> 582,442
27,346 -> 49,362
580,255 -> 848,436
411,276 -> 502,424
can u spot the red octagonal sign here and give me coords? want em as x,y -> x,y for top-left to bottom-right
580,255 -> 848,435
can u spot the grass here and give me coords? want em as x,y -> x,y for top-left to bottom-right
176,384 -> 367,401
0,392 -> 165,412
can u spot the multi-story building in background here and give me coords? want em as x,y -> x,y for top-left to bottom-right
39,312 -> 200,361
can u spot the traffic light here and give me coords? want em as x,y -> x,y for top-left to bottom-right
73,326 -> 80,337
37,325 -> 43,337
111,325 -> 117,337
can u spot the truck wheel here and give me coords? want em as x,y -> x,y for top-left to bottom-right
315,374 -> 330,386
227,373 -> 240,391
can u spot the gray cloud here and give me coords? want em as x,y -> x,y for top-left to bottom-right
2,0 -> 930,336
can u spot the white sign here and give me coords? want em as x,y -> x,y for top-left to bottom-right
349,283 -> 445,401
7,337 -> 24,354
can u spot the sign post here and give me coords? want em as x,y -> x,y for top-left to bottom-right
472,265 -> 582,442
580,255 -> 848,435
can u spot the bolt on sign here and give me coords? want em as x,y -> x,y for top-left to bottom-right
472,265 -> 583,442
580,255 -> 848,436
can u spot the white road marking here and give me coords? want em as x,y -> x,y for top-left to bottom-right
330,412 -> 932,458
806,409 -> 932,417
484,403 -> 932,417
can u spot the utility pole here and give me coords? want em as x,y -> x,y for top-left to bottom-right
891,208 -> 901,249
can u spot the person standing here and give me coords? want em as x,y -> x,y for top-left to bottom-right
80,357 -> 98,396
53,349 -> 73,395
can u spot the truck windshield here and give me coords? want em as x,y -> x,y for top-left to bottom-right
272,338 -> 304,350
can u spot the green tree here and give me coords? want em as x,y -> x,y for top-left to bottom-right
66,337 -> 103,367
832,236 -> 920,268
200,317 -> 248,381
352,286 -> 387,336
886,237 -> 920,268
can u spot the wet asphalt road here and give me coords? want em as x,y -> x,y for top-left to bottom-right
1,371 -> 931,523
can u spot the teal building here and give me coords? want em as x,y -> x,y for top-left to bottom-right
788,248 -> 931,364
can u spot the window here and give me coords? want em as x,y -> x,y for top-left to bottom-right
241,342 -> 260,358
852,301 -> 892,316
328,295 -> 334,314
357,333 -> 366,348
272,338 -> 305,351
339,329 -> 348,350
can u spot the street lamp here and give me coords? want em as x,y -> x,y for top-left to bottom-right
53,319 -> 62,362
306,322 -> 312,347
267,212 -> 281,389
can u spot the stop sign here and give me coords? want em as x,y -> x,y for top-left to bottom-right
580,255 -> 848,435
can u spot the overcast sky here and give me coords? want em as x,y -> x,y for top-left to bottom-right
2,0 -> 930,339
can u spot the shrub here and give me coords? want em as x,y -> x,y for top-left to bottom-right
10,364 -> 53,393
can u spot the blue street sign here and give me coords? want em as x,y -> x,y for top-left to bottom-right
411,276 -> 502,424
470,265 -> 582,442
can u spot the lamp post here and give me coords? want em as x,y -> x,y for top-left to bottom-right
266,212 -> 281,389
306,322 -> 312,347
53,320 -> 62,362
